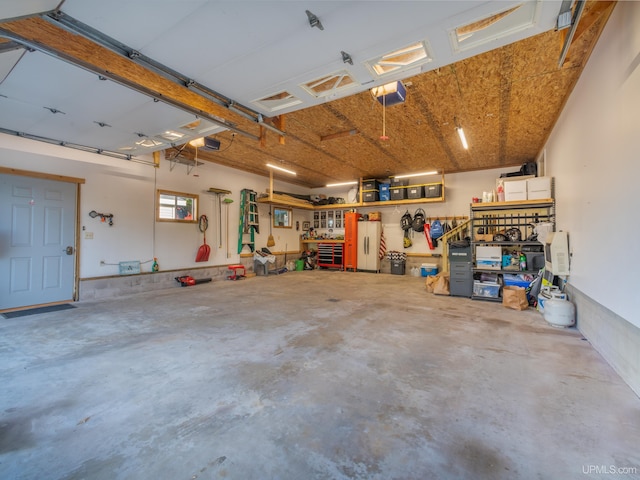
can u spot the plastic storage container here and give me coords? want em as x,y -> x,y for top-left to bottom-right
503,273 -> 533,288
407,185 -> 424,199
421,263 -> 438,277
473,281 -> 500,298
391,261 -> 405,275
379,183 -> 390,201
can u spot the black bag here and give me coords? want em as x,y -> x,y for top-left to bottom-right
401,210 -> 413,231
412,208 -> 426,232
520,161 -> 537,176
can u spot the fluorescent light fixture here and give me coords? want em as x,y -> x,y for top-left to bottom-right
326,181 -> 358,187
394,170 -> 438,179
266,163 -> 296,175
456,127 -> 469,149
189,137 -> 205,148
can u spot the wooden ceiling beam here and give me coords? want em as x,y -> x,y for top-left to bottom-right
0,17 -> 260,139
572,1 -> 616,45
320,129 -> 359,142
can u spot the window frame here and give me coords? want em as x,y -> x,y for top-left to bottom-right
273,207 -> 292,228
156,189 -> 199,223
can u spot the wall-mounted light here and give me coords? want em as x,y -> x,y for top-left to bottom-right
267,163 -> 296,175
394,170 -> 438,179
326,181 -> 358,187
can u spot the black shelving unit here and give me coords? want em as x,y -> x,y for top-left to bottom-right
470,199 -> 555,301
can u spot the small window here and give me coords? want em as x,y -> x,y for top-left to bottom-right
273,207 -> 292,228
157,189 -> 198,222
301,70 -> 359,98
366,41 -> 433,78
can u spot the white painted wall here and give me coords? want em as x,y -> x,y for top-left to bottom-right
2,131 -> 522,277
313,167 -> 516,255
542,1 -> 640,326
0,134 -> 309,278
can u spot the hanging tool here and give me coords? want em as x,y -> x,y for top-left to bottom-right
207,188 -> 231,249
223,198 -> 234,258
218,195 -> 223,248
277,243 -> 288,274
195,214 -> 210,262
424,222 -> 434,250
267,205 -> 276,247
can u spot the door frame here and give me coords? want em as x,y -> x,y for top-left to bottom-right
0,166 -> 85,307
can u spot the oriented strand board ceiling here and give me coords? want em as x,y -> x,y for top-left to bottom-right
0,1 -> 616,187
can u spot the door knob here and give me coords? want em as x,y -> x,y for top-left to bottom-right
65,246 -> 74,255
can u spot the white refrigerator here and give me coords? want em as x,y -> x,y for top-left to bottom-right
357,221 -> 382,272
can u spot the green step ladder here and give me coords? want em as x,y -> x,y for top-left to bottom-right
238,189 -> 259,253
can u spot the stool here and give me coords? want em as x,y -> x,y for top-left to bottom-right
254,260 -> 268,276
227,264 -> 246,280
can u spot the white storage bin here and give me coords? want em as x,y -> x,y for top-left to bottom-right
527,177 -> 552,200
504,180 -> 527,201
476,246 -> 501,270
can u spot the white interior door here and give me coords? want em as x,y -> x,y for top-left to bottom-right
0,174 -> 77,310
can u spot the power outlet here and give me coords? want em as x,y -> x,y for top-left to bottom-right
84,232 -> 94,239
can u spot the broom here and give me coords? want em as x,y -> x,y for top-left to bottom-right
267,205 -> 276,247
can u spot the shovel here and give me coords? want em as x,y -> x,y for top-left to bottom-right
195,214 -> 210,262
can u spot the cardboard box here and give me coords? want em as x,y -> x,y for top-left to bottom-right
504,180 -> 527,201
527,177 -> 552,200
476,245 -> 501,270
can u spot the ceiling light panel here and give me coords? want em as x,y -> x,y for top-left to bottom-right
366,41 -> 433,77
450,2 -> 540,53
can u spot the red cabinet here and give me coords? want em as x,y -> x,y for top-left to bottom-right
344,212 -> 360,271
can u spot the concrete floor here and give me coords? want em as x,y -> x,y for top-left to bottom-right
1,271 -> 639,480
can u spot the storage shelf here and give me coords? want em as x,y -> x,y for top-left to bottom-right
473,241 -> 544,246
474,268 -> 540,275
258,196 -> 444,210
258,173 -> 446,211
470,198 -> 554,301
471,198 -> 554,211
471,295 -> 502,302
302,239 -> 345,244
